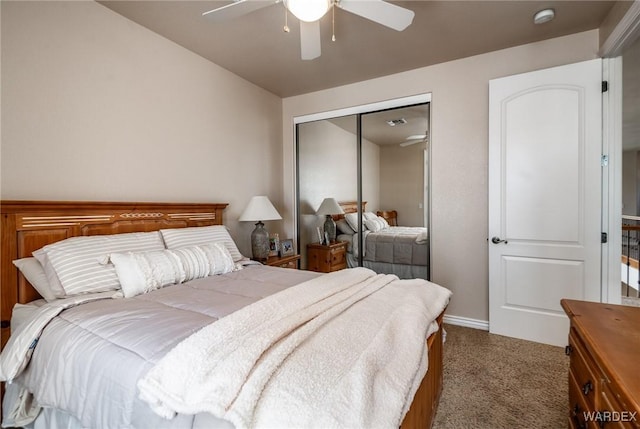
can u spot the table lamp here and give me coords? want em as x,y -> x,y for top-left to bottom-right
239,196 -> 282,261
316,198 -> 344,244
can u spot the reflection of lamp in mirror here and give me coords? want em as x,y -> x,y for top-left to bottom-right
316,198 -> 344,244
239,196 -> 282,261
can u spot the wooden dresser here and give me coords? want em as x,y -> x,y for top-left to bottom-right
306,241 -> 347,273
561,299 -> 640,428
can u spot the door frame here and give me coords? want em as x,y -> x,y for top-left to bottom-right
600,2 -> 640,304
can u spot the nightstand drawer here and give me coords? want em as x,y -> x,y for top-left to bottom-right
329,246 -> 346,269
263,254 -> 300,269
307,241 -> 348,273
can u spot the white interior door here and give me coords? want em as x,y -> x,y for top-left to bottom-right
488,59 -> 603,347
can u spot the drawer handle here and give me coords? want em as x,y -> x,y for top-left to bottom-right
565,345 -> 573,356
582,381 -> 593,396
1,320 -> 9,329
572,404 -> 587,429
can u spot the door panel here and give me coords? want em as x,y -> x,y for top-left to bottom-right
489,59 -> 602,346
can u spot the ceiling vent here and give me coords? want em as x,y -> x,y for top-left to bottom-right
386,118 -> 408,127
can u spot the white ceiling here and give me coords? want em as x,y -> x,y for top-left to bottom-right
99,0 -> 616,98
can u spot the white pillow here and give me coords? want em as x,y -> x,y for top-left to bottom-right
336,219 -> 355,235
377,216 -> 390,229
36,231 -> 165,297
12,257 -> 57,302
364,217 -> 389,232
344,213 -> 360,232
109,249 -> 186,298
109,244 -> 237,298
363,212 -> 377,221
199,243 -> 237,275
169,246 -> 210,282
364,218 -> 384,232
32,249 -> 67,298
160,226 -> 244,262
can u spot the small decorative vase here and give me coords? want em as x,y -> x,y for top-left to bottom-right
323,215 -> 336,243
251,221 -> 270,260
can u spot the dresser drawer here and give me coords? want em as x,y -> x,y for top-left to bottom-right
569,328 -> 601,410
569,369 -> 599,429
600,383 -> 639,428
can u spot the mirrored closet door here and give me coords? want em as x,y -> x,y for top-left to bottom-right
296,100 -> 431,280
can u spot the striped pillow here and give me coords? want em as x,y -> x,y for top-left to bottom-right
110,249 -> 186,298
160,226 -> 244,262
109,244 -> 237,298
199,243 -> 236,275
169,246 -> 211,282
40,231 -> 165,297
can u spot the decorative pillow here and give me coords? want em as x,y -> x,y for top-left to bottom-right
109,244 -> 237,298
109,249 -> 186,298
35,231 -> 165,297
363,212 -> 377,221
199,243 -> 236,275
169,246 -> 210,282
377,216 -> 390,229
344,212 -> 360,232
364,218 -> 384,232
336,219 -> 355,235
12,257 -> 57,302
160,226 -> 244,262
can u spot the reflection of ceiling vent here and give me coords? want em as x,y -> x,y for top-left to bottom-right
386,118 -> 407,127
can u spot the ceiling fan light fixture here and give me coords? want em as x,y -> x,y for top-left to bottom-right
285,0 -> 331,22
533,8 -> 555,25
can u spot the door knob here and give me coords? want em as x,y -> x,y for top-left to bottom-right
491,237 -> 508,244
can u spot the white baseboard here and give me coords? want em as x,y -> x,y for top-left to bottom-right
443,314 -> 489,331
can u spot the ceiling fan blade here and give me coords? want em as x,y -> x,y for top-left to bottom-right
338,0 -> 415,31
202,0 -> 275,22
300,20 -> 321,60
399,139 -> 425,147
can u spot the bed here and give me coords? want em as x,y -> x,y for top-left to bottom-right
335,201 -> 430,280
0,200 -> 449,428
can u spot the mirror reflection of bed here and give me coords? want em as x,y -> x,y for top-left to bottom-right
334,201 -> 429,280
296,102 -> 430,280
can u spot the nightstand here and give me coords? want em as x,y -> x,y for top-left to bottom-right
307,241 -> 348,273
263,254 -> 300,269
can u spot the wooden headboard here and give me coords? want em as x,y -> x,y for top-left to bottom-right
0,200 -> 228,348
332,201 -> 367,221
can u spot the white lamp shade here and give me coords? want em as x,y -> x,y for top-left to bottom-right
239,196 -> 282,222
285,0 -> 331,22
316,198 -> 345,216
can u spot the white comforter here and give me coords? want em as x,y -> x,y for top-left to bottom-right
139,267 -> 451,429
1,265 -> 450,429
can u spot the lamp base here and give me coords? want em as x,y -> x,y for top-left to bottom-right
251,221 -> 270,261
323,215 -> 336,244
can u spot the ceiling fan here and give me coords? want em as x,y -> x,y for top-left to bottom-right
202,0 -> 415,60
399,132 -> 428,147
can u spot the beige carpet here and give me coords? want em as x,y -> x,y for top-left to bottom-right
432,324 -> 568,429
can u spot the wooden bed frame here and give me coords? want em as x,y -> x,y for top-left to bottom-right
0,200 -> 444,428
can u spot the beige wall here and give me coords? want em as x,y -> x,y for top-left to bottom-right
283,30 -> 600,323
1,1 -> 284,256
379,142 -> 426,227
